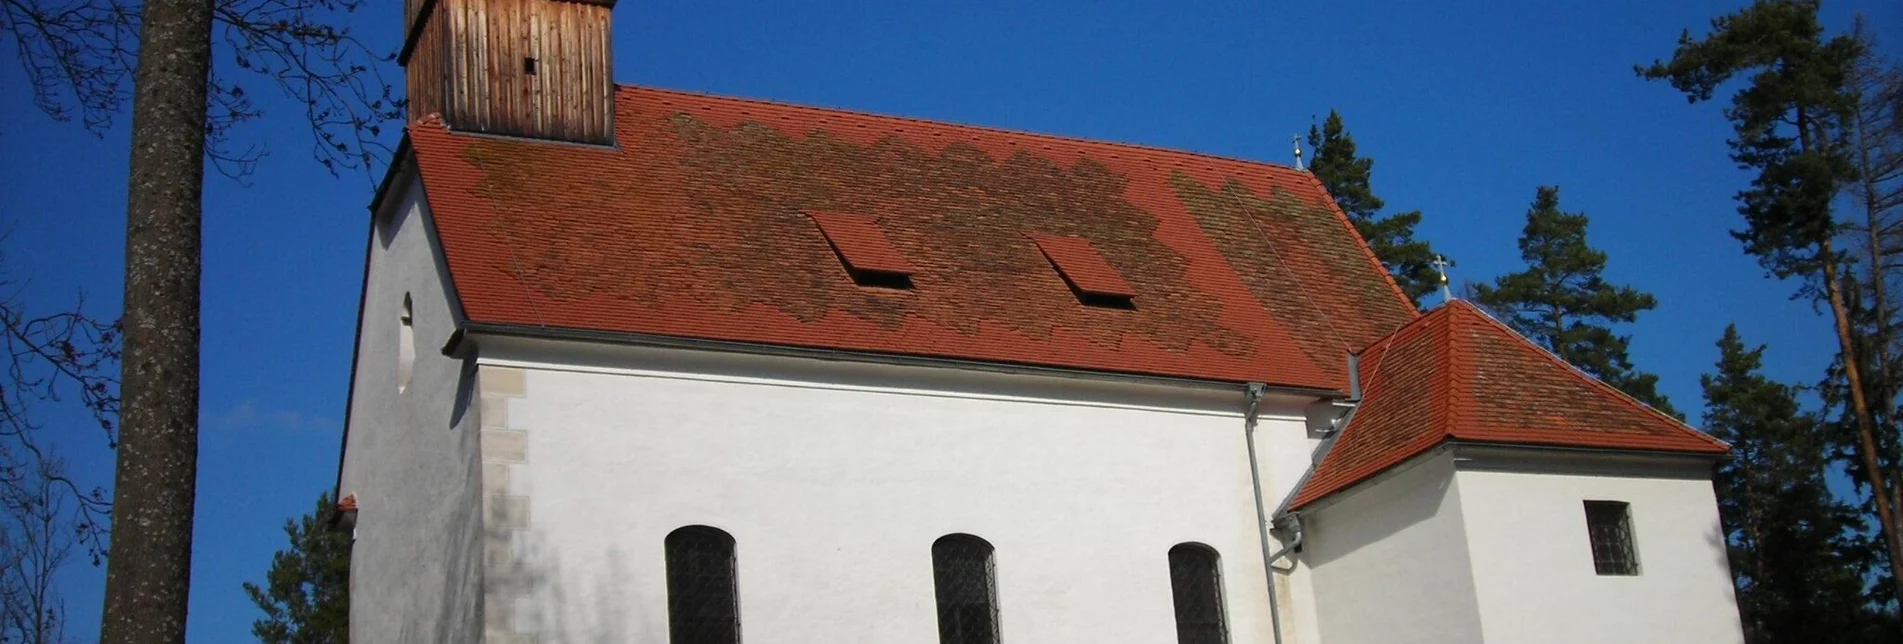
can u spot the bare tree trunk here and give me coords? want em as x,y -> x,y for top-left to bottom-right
1851,19 -> 1903,415
1820,235 -> 1903,612
98,0 -> 211,640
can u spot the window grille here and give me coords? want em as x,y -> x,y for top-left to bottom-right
1584,501 -> 1639,576
932,534 -> 999,644
665,526 -> 740,643
1167,544 -> 1229,644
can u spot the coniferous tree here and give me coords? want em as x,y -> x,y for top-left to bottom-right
1640,0 -> 1903,609
1832,31 -> 1903,588
1823,273 -> 1903,607
244,491 -> 350,644
1472,186 -> 1677,415
1704,326 -> 1890,643
1306,110 -> 1446,306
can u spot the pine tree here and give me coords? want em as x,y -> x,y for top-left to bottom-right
1306,110 -> 1445,306
1472,186 -> 1678,415
1639,0 -> 1903,611
1703,326 -> 1890,643
1821,274 -> 1903,610
1833,30 -> 1903,599
244,490 -> 351,644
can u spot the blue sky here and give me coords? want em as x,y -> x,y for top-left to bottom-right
1,0 -> 1898,641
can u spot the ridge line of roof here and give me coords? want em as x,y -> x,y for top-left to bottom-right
1431,306 -> 1457,443
1447,300 -> 1730,451
621,84 -> 1315,177
1353,296 -> 1448,356
1295,170 -> 1420,316
1284,313 -> 1434,511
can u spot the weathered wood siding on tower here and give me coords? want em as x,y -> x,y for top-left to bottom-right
404,0 -> 615,145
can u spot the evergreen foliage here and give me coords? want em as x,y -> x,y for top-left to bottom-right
1472,186 -> 1677,416
243,491 -> 350,644
1641,0 -> 1903,612
1704,326 -> 1893,643
1639,0 -> 1860,285
1306,110 -> 1446,306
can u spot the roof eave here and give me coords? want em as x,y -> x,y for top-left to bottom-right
1288,438 -> 1726,514
366,135 -> 415,216
447,320 -> 1345,399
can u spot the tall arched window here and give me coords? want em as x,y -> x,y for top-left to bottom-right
932,534 -> 998,644
665,526 -> 739,644
1167,543 -> 1229,644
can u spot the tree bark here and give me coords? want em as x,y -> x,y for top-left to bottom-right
1820,235 -> 1903,612
98,0 -> 212,639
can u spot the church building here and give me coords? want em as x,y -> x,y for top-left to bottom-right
335,0 -> 1747,641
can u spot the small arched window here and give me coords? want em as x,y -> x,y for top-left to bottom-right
665,526 -> 740,644
1167,543 -> 1229,644
932,534 -> 999,644
396,294 -> 415,393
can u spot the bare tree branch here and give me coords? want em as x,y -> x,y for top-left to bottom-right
1,0 -> 403,180
0,250 -> 118,568
0,458 -> 78,644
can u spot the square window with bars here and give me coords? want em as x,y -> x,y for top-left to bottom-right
1583,500 -> 1639,576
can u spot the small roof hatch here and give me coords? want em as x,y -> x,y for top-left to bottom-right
1029,234 -> 1136,307
806,211 -> 916,288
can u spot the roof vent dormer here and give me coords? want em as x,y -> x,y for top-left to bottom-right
1029,235 -> 1136,309
807,211 -> 916,290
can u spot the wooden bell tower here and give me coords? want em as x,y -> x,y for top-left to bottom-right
400,0 -> 616,144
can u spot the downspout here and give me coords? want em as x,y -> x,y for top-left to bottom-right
1251,355 -> 1356,642
1244,382 -> 1301,644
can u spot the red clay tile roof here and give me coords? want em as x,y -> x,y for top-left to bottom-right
406,85 -> 1418,389
806,211 -> 916,276
1286,300 -> 1729,510
1029,234 -> 1138,299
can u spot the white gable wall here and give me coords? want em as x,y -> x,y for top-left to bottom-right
1456,464 -> 1743,644
336,174 -> 487,643
474,336 -> 1315,644
1301,449 -> 1486,644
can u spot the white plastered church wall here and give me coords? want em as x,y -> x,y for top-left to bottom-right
1300,449 -> 1486,644
336,174 -> 487,643
473,336 -> 1314,644
1456,467 -> 1744,644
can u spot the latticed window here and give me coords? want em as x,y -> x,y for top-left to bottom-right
932,534 -> 999,644
1584,501 -> 1639,576
665,526 -> 740,643
1167,544 -> 1229,644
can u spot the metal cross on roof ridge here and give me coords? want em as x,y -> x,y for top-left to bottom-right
1431,254 -> 1453,305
